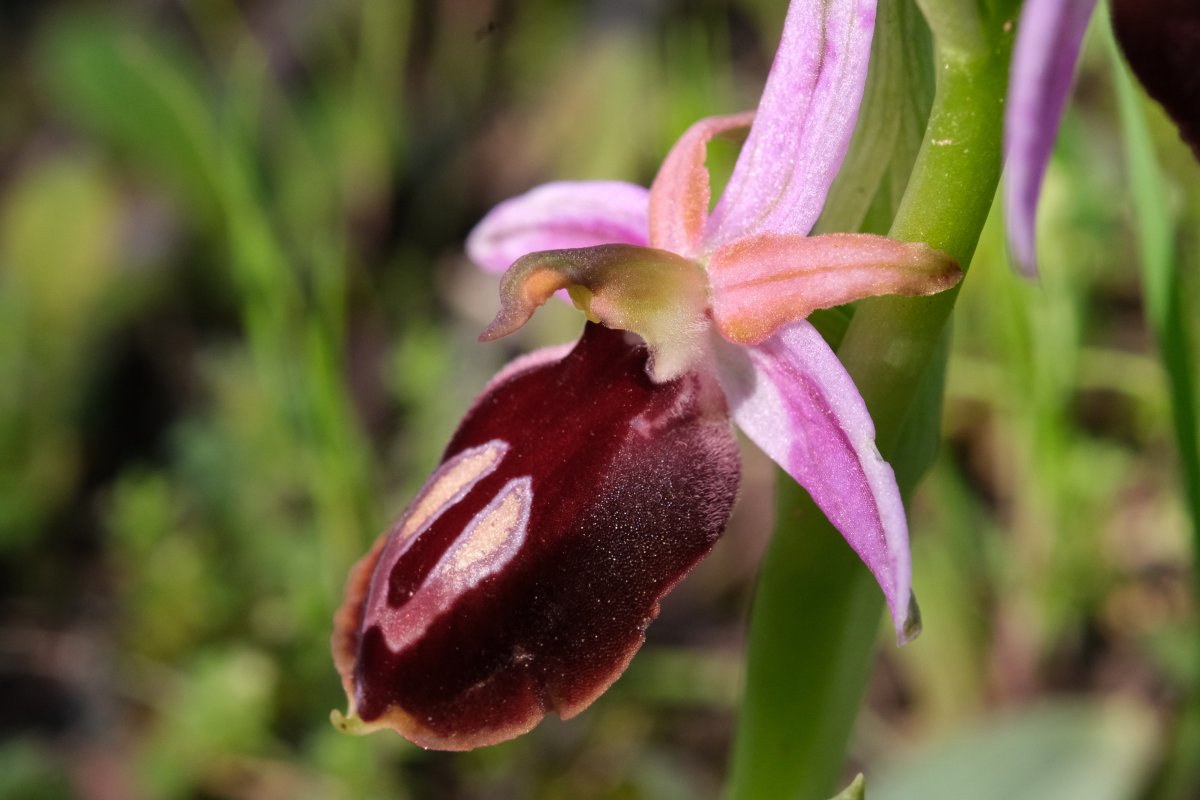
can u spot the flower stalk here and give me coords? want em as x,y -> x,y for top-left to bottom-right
727,2 -> 1017,796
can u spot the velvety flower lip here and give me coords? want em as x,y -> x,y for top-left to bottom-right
333,323 -> 739,749
334,0 -> 959,750
1003,0 -> 1097,278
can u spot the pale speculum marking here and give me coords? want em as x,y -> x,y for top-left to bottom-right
431,476 -> 532,591
372,477 -> 532,654
397,440 -> 510,541
363,440 -> 509,649
364,445 -> 534,655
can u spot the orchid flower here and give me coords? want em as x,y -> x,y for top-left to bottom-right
1005,0 -> 1199,277
333,0 -> 960,751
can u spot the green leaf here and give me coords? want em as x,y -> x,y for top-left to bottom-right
727,481 -> 887,800
892,325 -> 952,487
871,702 -> 1158,800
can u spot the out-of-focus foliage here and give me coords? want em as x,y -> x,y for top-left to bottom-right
873,702 -> 1158,800
0,2 -> 1195,799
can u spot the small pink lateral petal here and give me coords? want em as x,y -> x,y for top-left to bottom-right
706,0 -> 878,246
714,322 -> 917,644
648,113 -> 755,259
709,232 -> 961,345
467,181 -> 651,273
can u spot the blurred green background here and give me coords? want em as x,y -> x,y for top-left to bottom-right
1,1 -> 1197,798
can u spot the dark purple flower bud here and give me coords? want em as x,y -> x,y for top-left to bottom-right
332,322 -> 740,750
1111,0 -> 1200,159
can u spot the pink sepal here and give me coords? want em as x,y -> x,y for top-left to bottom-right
714,321 -> 918,644
467,181 -> 650,273
706,0 -> 878,246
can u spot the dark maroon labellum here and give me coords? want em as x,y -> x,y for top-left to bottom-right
1112,0 -> 1200,159
333,323 -> 739,749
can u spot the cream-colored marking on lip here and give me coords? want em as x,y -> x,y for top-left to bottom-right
375,477 -> 533,653
437,476 -> 532,589
362,440 -> 509,644
398,440 -> 509,540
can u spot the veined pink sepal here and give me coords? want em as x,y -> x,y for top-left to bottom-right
333,324 -> 740,749
466,181 -> 651,273
714,321 -> 919,644
706,0 -> 878,245
708,232 -> 960,345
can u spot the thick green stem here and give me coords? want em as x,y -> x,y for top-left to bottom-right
725,10 -> 1015,800
840,58 -> 1006,442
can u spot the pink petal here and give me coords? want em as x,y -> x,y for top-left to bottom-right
1004,0 -> 1097,277
466,181 -> 650,273
715,322 -> 917,643
648,113 -> 754,259
705,0 -> 878,246
709,232 -> 961,345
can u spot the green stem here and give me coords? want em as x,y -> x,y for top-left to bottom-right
726,9 -> 1015,799
842,45 -> 1014,442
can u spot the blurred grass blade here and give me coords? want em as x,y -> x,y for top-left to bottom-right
0,157 -> 123,547
39,15 -> 219,222
1110,5 -> 1200,565
1110,20 -> 1200,800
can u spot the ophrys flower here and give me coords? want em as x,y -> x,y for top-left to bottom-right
333,0 -> 959,750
